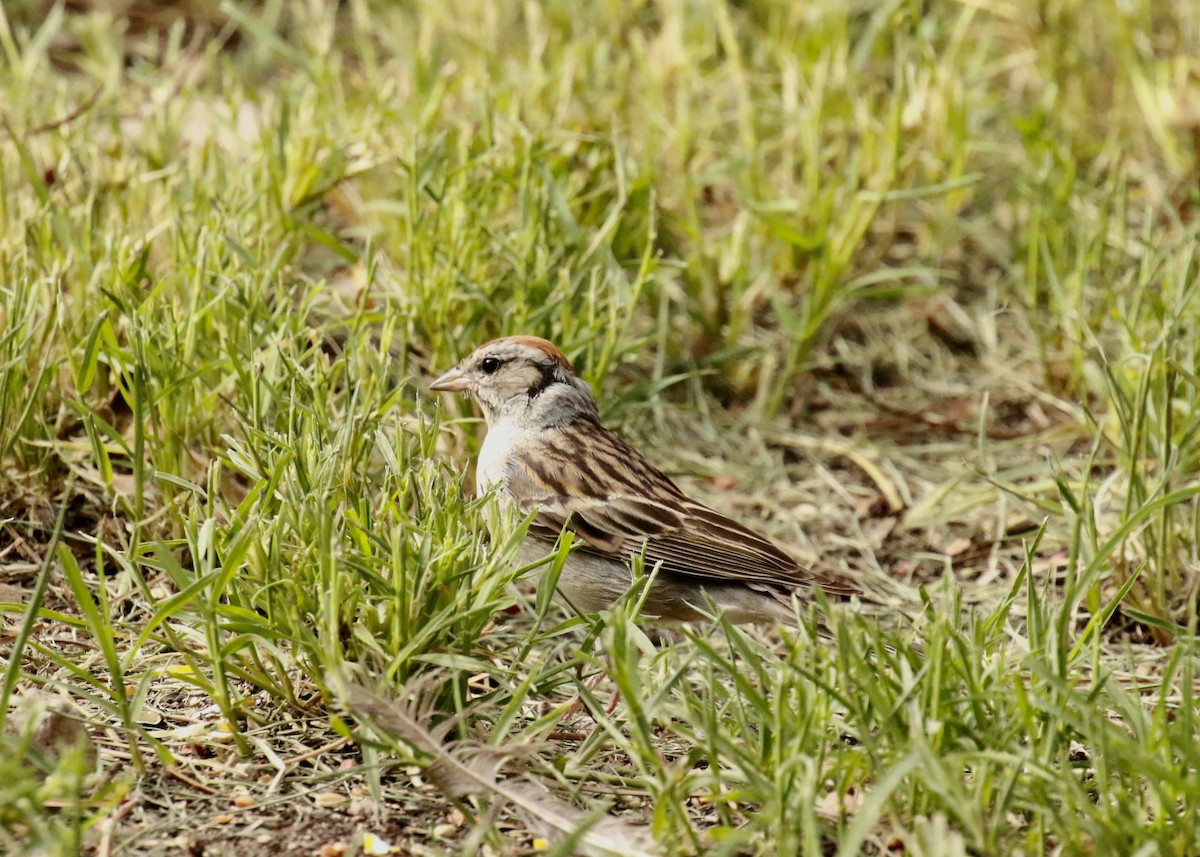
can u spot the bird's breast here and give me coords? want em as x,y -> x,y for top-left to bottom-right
476,420 -> 522,497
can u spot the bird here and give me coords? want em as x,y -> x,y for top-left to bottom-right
428,335 -> 864,626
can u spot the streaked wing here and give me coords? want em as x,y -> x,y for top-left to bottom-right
505,420 -> 857,597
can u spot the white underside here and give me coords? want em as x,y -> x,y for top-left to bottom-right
476,418 -> 523,496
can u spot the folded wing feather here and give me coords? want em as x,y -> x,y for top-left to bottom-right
507,442 -> 857,597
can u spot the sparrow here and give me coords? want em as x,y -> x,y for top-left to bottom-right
429,335 -> 861,625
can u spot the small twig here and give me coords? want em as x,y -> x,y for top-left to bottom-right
165,764 -> 219,795
28,86 -> 104,136
284,735 -> 350,769
96,797 -> 138,857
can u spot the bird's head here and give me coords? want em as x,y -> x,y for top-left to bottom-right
429,336 -> 598,426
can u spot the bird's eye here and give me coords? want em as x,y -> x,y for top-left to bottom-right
480,357 -> 502,375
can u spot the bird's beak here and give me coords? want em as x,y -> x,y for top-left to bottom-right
429,366 -> 470,393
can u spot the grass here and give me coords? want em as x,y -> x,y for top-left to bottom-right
2,0 -> 1200,854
